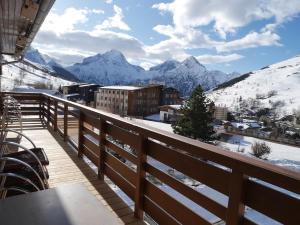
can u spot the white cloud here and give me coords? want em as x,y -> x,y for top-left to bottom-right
95,5 -> 130,31
41,8 -> 90,34
41,7 -> 105,34
91,9 -> 104,14
196,54 -> 244,64
216,31 -> 281,52
104,0 -> 113,4
34,30 -> 145,65
153,0 -> 300,39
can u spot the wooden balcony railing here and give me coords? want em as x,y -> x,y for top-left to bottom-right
2,92 -> 300,225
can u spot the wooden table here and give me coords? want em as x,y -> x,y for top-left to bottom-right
0,184 -> 121,225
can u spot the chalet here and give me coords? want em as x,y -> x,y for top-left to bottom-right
159,104 -> 182,122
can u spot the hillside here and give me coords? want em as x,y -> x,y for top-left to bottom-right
1,56 -> 74,91
25,47 -> 80,82
208,55 -> 300,116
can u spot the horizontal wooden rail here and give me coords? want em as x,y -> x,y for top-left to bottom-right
2,91 -> 300,225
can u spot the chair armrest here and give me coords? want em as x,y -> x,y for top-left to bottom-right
0,157 -> 45,190
1,142 -> 47,182
0,129 -> 36,148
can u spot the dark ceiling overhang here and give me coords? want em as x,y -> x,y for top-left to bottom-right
0,0 -> 55,58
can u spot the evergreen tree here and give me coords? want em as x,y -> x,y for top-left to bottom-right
172,85 -> 215,142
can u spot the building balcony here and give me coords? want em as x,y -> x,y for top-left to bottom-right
1,91 -> 299,225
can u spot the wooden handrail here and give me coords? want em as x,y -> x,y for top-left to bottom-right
2,91 -> 300,225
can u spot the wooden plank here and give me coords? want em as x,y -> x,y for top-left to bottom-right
143,197 -> 180,225
78,110 -> 84,158
99,120 -> 106,179
63,103 -> 68,141
104,164 -> 135,200
106,123 -> 139,150
83,113 -> 101,129
82,145 -> 99,165
145,163 -> 227,220
54,101 -> 58,131
134,134 -> 147,218
147,140 -> 230,195
244,180 -> 300,225
69,109 -> 80,118
47,97 -> 50,126
226,169 -> 247,225
83,126 -> 99,140
144,180 -> 211,225
106,140 -> 137,165
83,135 -> 99,156
105,152 -> 136,186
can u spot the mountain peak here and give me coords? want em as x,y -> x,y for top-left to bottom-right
182,56 -> 205,68
149,59 -> 180,73
103,49 -> 126,61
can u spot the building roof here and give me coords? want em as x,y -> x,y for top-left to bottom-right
79,84 -> 100,88
0,0 -> 55,57
63,83 -> 86,88
160,104 -> 182,111
99,86 -> 143,91
65,93 -> 80,97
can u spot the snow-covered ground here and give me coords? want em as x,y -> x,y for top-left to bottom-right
1,57 -> 73,91
126,117 -> 174,133
208,55 -> 300,117
218,134 -> 300,172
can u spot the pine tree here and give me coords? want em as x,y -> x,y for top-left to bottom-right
172,85 -> 215,142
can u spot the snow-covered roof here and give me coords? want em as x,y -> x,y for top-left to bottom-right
12,87 -> 58,95
160,104 -> 182,111
231,122 -> 250,130
100,86 -> 142,91
65,93 -> 80,97
169,105 -> 182,110
144,113 -> 160,122
79,84 -> 99,88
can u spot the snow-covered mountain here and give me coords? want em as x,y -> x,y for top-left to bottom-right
1,56 -> 73,91
66,50 -> 239,96
25,47 -> 79,82
208,55 -> 300,116
148,56 -> 240,96
67,50 -> 148,85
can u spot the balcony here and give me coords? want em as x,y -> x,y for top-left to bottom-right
1,91 -> 299,225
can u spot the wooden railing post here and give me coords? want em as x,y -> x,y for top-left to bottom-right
78,110 -> 84,158
54,100 -> 58,131
63,103 -> 68,141
47,97 -> 50,126
98,119 -> 106,180
39,95 -> 42,121
134,134 -> 147,219
226,168 -> 247,225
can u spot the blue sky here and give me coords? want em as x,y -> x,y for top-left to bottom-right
33,0 -> 300,74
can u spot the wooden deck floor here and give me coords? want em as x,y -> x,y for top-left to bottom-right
11,117 -> 145,225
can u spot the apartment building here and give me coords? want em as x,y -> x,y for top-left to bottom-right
213,106 -> 228,121
78,84 -> 101,106
95,85 -> 163,116
161,87 -> 182,105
